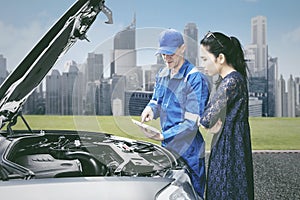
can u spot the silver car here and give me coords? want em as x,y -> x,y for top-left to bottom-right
0,1 -> 201,199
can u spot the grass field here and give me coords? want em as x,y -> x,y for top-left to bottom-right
10,115 -> 300,150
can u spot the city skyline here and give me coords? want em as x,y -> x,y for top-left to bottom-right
0,0 -> 299,81
3,18 -> 297,118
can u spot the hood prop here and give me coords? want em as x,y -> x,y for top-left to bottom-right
6,111 -> 33,135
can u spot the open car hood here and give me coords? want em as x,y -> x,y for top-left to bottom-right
0,0 -> 112,130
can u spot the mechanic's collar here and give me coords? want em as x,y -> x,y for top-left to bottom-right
158,59 -> 189,79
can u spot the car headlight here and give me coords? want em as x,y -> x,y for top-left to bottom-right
156,169 -> 201,200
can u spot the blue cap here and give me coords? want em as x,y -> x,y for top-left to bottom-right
155,29 -> 184,55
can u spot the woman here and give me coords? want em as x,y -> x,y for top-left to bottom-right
199,31 -> 254,199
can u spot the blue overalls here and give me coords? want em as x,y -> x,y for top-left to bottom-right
147,60 -> 210,198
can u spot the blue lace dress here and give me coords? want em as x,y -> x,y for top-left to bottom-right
199,71 -> 254,199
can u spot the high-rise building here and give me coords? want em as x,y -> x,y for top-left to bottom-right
111,16 -> 136,77
287,75 -> 296,117
46,69 -> 62,115
97,78 -> 112,115
61,61 -> 83,115
85,81 -> 98,115
86,53 -> 104,82
245,16 -> 273,117
249,15 -> 268,77
46,61 -> 84,115
111,74 -> 126,116
184,23 -> 199,66
276,75 -> 287,117
267,57 -> 279,116
110,16 -> 137,115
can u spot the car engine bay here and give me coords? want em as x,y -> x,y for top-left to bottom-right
4,131 -> 177,179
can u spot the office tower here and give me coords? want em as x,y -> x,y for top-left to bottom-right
267,57 -> 278,116
71,72 -> 84,115
110,16 -> 137,115
184,23 -> 199,66
97,78 -> 112,115
111,16 -> 136,77
245,16 -> 270,116
274,74 -> 298,117
0,55 -> 8,85
276,75 -> 287,117
111,74 -> 126,116
61,61 -> 83,115
287,75 -> 296,117
85,81 -> 98,115
86,53 -> 104,82
46,69 -> 62,115
249,15 -> 268,77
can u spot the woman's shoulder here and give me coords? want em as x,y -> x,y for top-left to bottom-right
224,71 -> 244,82
221,71 -> 245,89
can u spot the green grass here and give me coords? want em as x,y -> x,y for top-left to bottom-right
10,115 -> 300,150
249,117 -> 300,150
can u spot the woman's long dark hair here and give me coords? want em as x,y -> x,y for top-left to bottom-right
200,32 -> 249,86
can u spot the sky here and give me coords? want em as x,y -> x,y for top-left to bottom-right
0,0 -> 299,81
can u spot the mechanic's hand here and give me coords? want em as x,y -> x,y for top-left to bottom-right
140,127 -> 164,141
141,106 -> 154,123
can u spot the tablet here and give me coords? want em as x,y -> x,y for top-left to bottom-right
131,119 -> 161,135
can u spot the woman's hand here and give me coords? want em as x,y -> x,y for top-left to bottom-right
207,118 -> 223,134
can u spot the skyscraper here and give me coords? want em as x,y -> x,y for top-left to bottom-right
276,75 -> 287,117
249,15 -> 268,77
245,16 -> 271,116
110,16 -> 137,115
111,15 -> 136,77
46,69 -> 62,115
287,75 -> 296,117
61,61 -> 83,115
184,23 -> 199,66
267,57 -> 279,116
97,78 -> 112,115
86,53 -> 104,82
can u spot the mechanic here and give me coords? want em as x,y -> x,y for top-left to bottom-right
140,28 -> 210,198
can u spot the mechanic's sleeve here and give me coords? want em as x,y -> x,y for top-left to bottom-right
162,72 -> 210,140
146,75 -> 161,120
